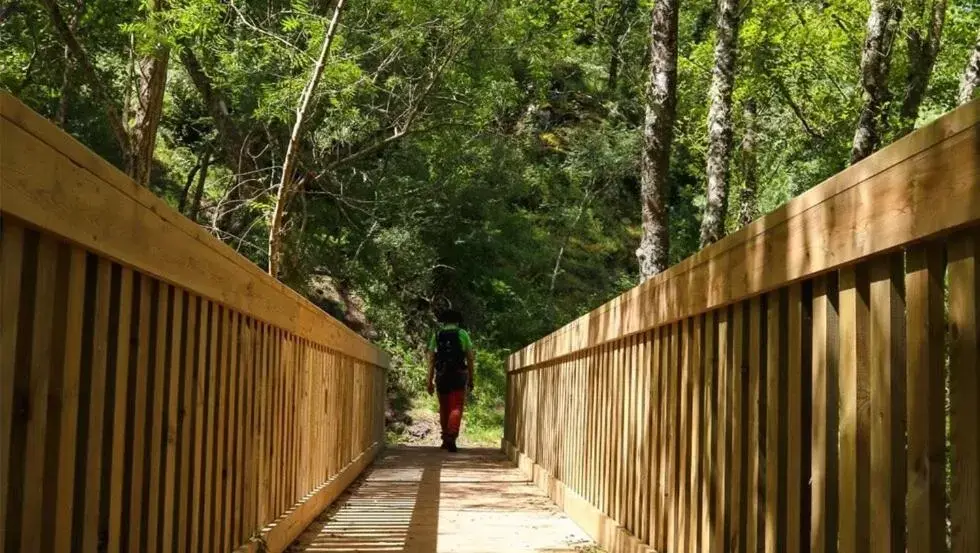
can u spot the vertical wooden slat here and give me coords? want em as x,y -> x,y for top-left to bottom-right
677,320 -> 692,553
730,303 -> 745,553
228,313 -> 244,548
176,294 -> 199,553
713,308 -> 730,553
600,343 -> 611,514
18,235 -> 58,553
76,258 -> 111,553
49,247 -> 86,553
658,326 -> 671,551
189,300 -> 212,553
839,265 -> 871,553
257,323 -> 269,526
786,283 -> 806,553
811,274 -> 839,553
701,311 -> 716,553
905,245 -> 946,553
639,334 -> 652,546
0,221 -> 24,553
145,282 -> 171,553
614,340 -> 625,523
746,297 -> 763,553
667,322 -> 681,552
271,329 -> 282,515
161,290 -> 184,551
689,315 -> 704,553
106,268 -> 134,553
869,255 -> 906,553
766,290 -> 787,553
125,276 -> 153,553
948,231 -> 980,553
202,305 -> 222,552
220,310 -> 239,551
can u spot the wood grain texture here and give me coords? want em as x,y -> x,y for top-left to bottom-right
905,245 -> 946,553
869,255 -> 906,553
948,231 -> 980,553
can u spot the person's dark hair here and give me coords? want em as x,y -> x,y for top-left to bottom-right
437,309 -> 463,325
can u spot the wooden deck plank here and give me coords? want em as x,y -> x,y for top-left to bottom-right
288,447 -> 596,553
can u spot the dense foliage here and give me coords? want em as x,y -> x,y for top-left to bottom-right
3,0 -> 977,442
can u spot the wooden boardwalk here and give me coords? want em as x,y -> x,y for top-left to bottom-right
287,447 -> 597,553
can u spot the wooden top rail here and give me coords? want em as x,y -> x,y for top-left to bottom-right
0,92 -> 388,368
510,98 -> 980,371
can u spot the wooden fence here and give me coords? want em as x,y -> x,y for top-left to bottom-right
505,98 -> 980,553
0,93 -> 389,553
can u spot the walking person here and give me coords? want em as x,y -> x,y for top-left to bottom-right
426,309 -> 475,452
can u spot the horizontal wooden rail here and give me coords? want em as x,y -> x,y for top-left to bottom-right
505,98 -> 980,553
0,93 -> 388,553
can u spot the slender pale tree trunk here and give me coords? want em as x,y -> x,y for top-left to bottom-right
959,31 -> 980,105
699,0 -> 740,247
636,0 -> 679,280
738,98 -> 758,228
268,0 -> 346,277
851,0 -> 901,164
898,0 -> 947,135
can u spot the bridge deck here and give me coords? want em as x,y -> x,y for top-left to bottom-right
287,447 -> 597,553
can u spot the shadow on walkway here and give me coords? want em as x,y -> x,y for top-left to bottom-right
286,447 -> 595,553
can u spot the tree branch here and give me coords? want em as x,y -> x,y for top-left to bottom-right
39,0 -> 129,154
269,0 -> 347,277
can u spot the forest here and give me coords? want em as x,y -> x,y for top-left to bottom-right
2,0 -> 978,444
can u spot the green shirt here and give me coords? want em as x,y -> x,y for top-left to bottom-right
427,324 -> 473,353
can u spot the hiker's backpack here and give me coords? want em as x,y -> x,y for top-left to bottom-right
434,329 -> 466,390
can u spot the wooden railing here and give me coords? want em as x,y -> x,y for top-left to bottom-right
505,98 -> 980,553
0,93 -> 389,553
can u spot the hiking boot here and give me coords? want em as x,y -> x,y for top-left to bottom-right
440,439 -> 449,450
447,439 -> 458,453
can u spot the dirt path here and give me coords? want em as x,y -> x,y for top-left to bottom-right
287,446 -> 599,553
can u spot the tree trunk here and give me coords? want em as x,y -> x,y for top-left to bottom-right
179,47 -> 261,237
55,1 -> 83,127
851,0 -> 900,164
43,0 -> 167,187
699,0 -> 740,248
898,0 -> 947,135
179,144 -> 211,213
179,48 -> 253,175
606,0 -> 637,92
738,98 -> 758,228
959,30 -> 980,105
128,39 -> 170,187
268,0 -> 346,278
636,0 -> 679,280
189,149 -> 212,223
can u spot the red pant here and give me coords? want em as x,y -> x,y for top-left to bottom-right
438,389 -> 466,438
